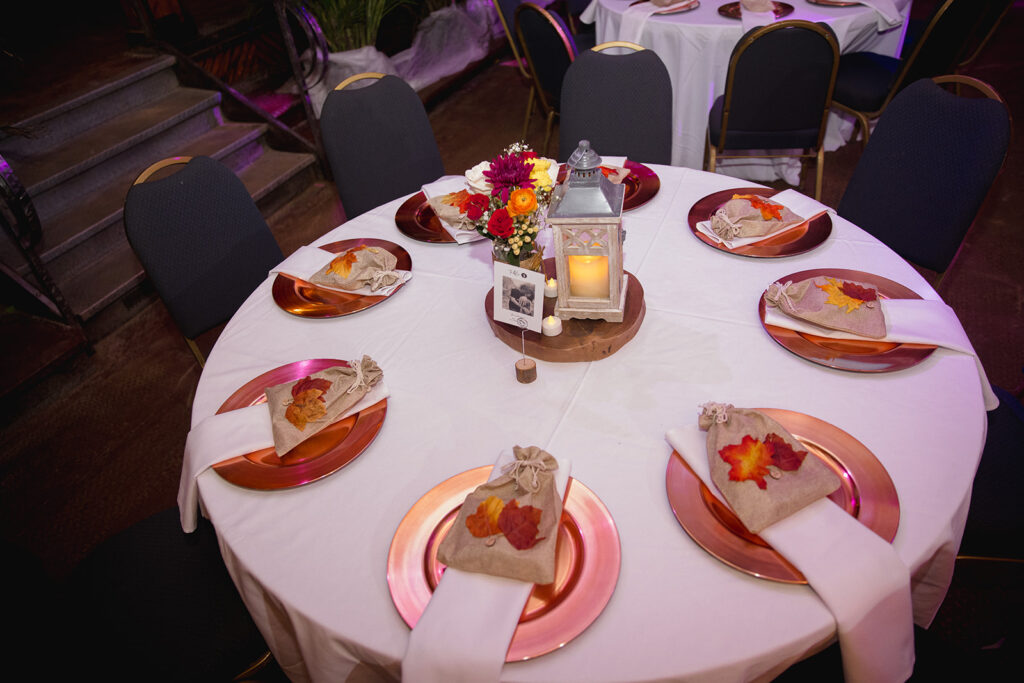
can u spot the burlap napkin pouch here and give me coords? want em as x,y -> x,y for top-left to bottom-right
699,403 -> 841,534
264,356 -> 383,456
437,446 -> 563,585
427,192 -> 476,231
741,0 -> 774,11
709,194 -> 802,241
308,246 -> 401,293
765,277 -> 887,339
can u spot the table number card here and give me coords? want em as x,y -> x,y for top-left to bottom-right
493,262 -> 545,333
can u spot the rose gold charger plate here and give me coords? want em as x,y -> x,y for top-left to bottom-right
758,268 -> 937,373
272,239 -> 412,318
557,160 -> 660,211
666,408 -> 899,583
718,1 -> 794,18
213,359 -> 387,490
387,466 -> 620,661
687,187 -> 831,257
395,192 -> 457,243
806,0 -> 860,6
628,0 -> 701,15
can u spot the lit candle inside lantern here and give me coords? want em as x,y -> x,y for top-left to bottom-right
544,278 -> 558,298
542,315 -> 563,336
567,255 -> 609,298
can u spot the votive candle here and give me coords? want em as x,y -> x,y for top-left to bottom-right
542,315 -> 563,336
544,278 -> 558,298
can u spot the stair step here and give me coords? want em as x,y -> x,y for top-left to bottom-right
6,87 -> 222,197
0,54 -> 179,157
37,122 -> 268,264
55,147 -> 318,320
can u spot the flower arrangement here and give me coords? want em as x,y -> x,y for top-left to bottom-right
458,142 -> 556,270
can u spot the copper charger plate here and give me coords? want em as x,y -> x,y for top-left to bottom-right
395,192 -> 457,243
718,1 -> 794,18
272,239 -> 412,318
387,467 -> 620,661
759,268 -> 937,373
557,160 -> 660,211
806,0 -> 860,6
212,359 -> 387,490
628,0 -> 700,14
666,408 -> 899,583
687,187 -> 831,257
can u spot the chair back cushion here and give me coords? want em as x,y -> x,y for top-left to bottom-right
559,48 -> 673,164
124,156 -> 283,339
516,4 -> 577,113
838,79 -> 1009,272
713,22 -> 837,150
320,75 -> 444,219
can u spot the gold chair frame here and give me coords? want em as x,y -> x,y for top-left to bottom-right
591,41 -> 645,53
705,20 -> 839,201
490,0 -> 540,141
334,72 -> 386,91
832,0 -> 957,148
515,2 -> 578,157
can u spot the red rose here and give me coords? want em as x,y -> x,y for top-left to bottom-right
487,207 -> 514,238
464,193 -> 489,221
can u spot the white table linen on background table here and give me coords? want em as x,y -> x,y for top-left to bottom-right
579,0 -> 912,174
190,164 -> 986,682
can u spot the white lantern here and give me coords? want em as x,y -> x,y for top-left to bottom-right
547,141 -> 626,322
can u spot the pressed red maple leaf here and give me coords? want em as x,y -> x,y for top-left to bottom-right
764,433 -> 807,471
840,281 -> 878,302
719,435 -> 775,489
291,376 -> 332,401
497,499 -> 544,550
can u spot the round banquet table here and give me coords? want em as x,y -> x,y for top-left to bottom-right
582,0 -> 912,171
191,165 -> 985,683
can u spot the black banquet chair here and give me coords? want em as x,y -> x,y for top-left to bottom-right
67,508 -> 272,681
124,156 -> 284,367
320,73 -> 445,219
836,76 -> 1010,276
831,0 -> 986,147
705,20 -> 839,201
515,2 -> 589,157
559,41 -> 673,164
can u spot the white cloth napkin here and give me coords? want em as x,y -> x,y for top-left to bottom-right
580,0 -> 598,24
403,452 -> 572,683
666,425 -> 914,683
177,380 -> 390,532
422,176 -> 487,244
271,245 -> 411,296
857,0 -> 902,30
617,1 -> 698,44
696,189 -> 834,249
765,297 -> 999,410
741,8 -> 775,34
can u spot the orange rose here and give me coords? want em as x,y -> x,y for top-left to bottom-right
506,188 -> 538,217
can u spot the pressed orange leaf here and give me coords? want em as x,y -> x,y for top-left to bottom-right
732,194 -> 783,221
466,496 -> 504,537
816,277 -> 869,313
326,246 -> 368,279
719,435 -> 775,489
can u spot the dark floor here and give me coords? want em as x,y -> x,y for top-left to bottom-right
2,1 -> 1022,679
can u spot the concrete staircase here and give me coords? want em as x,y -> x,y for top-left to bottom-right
0,49 -> 317,329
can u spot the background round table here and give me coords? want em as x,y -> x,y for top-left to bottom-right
583,0 -> 912,172
191,164 -> 984,682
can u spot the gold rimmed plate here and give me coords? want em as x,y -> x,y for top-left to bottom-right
557,160 -> 660,211
687,187 -> 831,257
213,359 -> 387,490
666,408 -> 899,583
718,1 -> 794,18
758,268 -> 937,372
395,192 -> 457,243
628,0 -> 701,15
387,467 -> 620,661
272,239 -> 412,318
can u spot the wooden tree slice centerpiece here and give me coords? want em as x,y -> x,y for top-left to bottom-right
485,259 -> 645,362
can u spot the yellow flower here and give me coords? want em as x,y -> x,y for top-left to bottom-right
527,158 -> 553,188
507,188 -> 538,217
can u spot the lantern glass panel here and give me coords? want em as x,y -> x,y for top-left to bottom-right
567,255 -> 609,298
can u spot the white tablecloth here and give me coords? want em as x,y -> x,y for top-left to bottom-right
582,0 -> 912,173
192,165 -> 985,682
